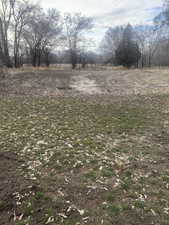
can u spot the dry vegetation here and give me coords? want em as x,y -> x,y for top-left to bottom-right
1,67 -> 169,96
0,67 -> 169,225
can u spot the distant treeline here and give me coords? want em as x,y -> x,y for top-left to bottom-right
0,0 -> 169,69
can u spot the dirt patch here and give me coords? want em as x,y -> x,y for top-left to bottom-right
70,73 -> 102,94
0,152 -> 36,225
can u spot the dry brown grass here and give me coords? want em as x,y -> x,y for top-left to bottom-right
2,67 -> 169,97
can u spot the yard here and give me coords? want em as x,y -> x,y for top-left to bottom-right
0,68 -> 169,225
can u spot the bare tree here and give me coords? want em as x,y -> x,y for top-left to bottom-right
0,0 -> 14,67
77,37 -> 95,68
134,25 -> 149,67
154,0 -> 169,28
43,47 -> 50,67
134,25 -> 162,67
153,0 -> 169,66
146,29 -> 162,67
23,8 -> 61,67
63,13 -> 93,69
12,0 -> 37,68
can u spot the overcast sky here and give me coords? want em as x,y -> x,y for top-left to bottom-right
40,0 -> 163,48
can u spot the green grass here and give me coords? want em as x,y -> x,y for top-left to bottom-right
1,95 -> 169,225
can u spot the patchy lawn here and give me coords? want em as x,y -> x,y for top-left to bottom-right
0,95 -> 169,225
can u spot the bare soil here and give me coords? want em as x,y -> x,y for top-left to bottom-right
0,152 -> 35,224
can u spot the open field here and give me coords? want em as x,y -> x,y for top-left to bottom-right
1,67 -> 169,96
0,68 -> 169,225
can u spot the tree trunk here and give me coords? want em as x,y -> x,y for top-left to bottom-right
71,51 -> 77,70
148,55 -> 152,68
82,63 -> 86,69
32,52 -> 37,67
45,53 -> 50,67
14,47 -> 20,68
0,19 -> 12,68
3,41 -> 12,67
37,53 -> 41,67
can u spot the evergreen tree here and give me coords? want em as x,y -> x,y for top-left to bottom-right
115,24 -> 141,68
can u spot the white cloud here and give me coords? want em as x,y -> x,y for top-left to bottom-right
40,0 -> 162,17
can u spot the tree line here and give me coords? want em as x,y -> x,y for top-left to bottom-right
0,0 -> 94,69
101,0 -> 169,68
1,0 -> 169,69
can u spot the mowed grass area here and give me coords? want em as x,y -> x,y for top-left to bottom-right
1,95 -> 169,225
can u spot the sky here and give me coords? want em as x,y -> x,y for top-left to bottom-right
40,0 -> 163,48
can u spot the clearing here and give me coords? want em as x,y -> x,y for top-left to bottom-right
0,68 -> 169,225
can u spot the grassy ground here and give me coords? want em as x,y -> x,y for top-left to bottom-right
0,94 -> 169,225
2,68 -> 169,96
